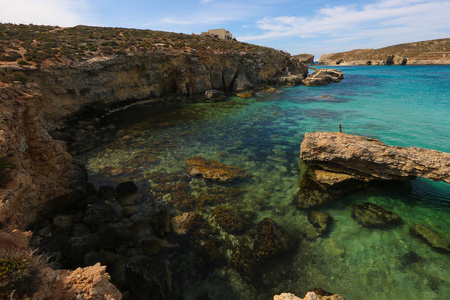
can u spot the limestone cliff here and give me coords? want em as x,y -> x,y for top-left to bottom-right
31,50 -> 307,128
0,82 -> 86,230
318,38 -> 450,65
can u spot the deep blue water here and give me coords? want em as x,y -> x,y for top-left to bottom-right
83,65 -> 450,299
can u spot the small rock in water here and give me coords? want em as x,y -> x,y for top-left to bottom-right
409,224 -> 450,253
351,202 -> 403,228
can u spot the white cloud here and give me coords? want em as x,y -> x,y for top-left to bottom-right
241,0 -> 450,46
0,0 -> 90,26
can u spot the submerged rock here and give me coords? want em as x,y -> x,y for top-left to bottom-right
236,90 -> 255,98
185,156 -> 247,182
409,224 -> 450,253
305,211 -> 333,240
294,171 -> 334,209
351,202 -> 403,228
170,212 -> 197,235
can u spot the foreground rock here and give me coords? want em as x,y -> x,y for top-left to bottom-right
409,224 -> 450,253
318,38 -> 450,65
186,156 -> 248,182
274,289 -> 344,300
302,69 -> 343,86
352,203 -> 403,228
0,230 -> 121,300
300,132 -> 450,184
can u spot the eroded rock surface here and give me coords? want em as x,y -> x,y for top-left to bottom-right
186,156 -> 248,182
303,69 -> 343,86
352,202 -> 403,228
409,224 -> 450,253
300,132 -> 450,183
274,290 -> 345,300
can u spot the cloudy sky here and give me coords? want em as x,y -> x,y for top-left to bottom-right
0,0 -> 449,58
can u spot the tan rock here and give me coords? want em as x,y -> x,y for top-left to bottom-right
171,212 -> 197,235
186,156 -> 247,182
300,132 -> 450,183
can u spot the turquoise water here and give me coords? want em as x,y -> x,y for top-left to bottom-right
83,65 -> 450,299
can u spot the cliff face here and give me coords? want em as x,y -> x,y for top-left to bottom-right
0,82 -> 86,229
318,38 -> 450,65
0,48 -> 307,229
31,50 -> 307,128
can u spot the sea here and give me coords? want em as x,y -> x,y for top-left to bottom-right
81,65 -> 450,299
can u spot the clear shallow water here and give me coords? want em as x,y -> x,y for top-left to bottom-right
82,65 -> 450,299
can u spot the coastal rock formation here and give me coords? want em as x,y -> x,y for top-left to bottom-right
0,25 -> 309,229
274,290 -> 344,300
300,132 -> 450,184
0,230 -> 121,300
409,224 -> 450,253
0,82 -> 87,230
302,69 -> 343,86
318,38 -> 450,65
351,203 -> 403,228
28,49 -> 307,129
293,53 -> 315,64
186,156 -> 248,182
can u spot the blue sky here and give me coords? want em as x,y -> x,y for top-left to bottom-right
1,0 -> 449,58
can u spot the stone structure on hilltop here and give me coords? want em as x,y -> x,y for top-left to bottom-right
200,28 -> 233,40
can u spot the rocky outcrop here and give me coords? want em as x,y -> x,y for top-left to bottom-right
274,290 -> 344,300
186,156 -> 248,182
0,39 -> 308,230
0,230 -> 121,300
0,82 -> 87,230
318,38 -> 450,65
27,50 -> 307,129
293,53 -> 315,64
300,132 -> 450,184
409,224 -> 450,253
302,69 -> 343,86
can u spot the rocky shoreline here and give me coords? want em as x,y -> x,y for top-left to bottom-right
318,38 -> 450,65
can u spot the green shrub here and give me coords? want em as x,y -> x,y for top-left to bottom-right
0,72 -> 28,84
0,250 -> 48,299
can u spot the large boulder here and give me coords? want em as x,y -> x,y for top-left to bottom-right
409,224 -> 450,253
303,69 -> 343,86
300,132 -> 450,184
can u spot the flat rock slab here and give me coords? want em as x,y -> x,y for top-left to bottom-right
300,132 -> 450,183
185,156 -> 247,182
351,202 -> 403,228
409,224 -> 450,253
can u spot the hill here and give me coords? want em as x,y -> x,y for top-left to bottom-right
0,23 -> 280,69
318,38 -> 450,65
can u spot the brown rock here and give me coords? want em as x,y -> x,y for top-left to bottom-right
186,156 -> 247,182
303,69 -> 343,86
300,132 -> 450,183
171,212 -> 197,235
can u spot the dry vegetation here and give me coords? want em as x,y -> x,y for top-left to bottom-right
0,23 -> 280,69
324,38 -> 450,61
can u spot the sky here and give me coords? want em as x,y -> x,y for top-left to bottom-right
0,0 -> 449,59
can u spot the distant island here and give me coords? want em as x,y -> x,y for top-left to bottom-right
319,38 -> 450,65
